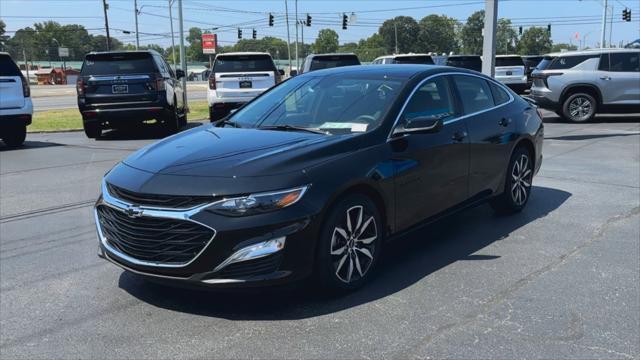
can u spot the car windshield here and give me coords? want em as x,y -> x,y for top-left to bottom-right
81,53 -> 156,75
213,55 -> 275,72
393,56 -> 434,65
309,55 -> 360,71
228,75 -> 404,135
496,57 -> 524,67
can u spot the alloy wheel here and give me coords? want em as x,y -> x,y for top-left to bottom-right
568,96 -> 593,122
330,205 -> 377,284
511,154 -> 532,206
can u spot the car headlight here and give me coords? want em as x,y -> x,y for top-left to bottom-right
208,185 -> 309,216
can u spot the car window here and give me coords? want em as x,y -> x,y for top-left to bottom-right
213,55 -> 275,72
153,55 -> 170,77
488,81 -> 511,106
309,55 -> 360,71
393,56 -> 434,65
453,75 -> 495,114
402,76 -> 456,122
0,54 -> 21,76
446,57 -> 482,72
547,55 -> 599,70
598,53 -> 610,71
496,57 -> 524,67
81,53 -> 157,75
609,52 -> 640,72
230,75 -> 403,135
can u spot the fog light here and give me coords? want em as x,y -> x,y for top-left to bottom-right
213,237 -> 286,272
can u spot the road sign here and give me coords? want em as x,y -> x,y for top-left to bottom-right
202,34 -> 217,54
58,47 -> 69,57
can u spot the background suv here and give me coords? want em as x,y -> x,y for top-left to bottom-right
0,52 -> 32,147
77,50 -> 186,138
531,49 -> 640,122
495,55 -> 528,94
299,53 -> 361,74
207,52 -> 281,121
371,54 -> 434,65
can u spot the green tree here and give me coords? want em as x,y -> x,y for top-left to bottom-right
0,20 -> 9,51
517,27 -> 552,55
355,33 -> 386,62
186,27 -> 207,62
313,29 -> 339,53
379,16 -> 420,53
551,43 -> 578,52
496,19 -> 518,54
417,14 -> 459,54
460,10 -> 484,54
338,42 -> 358,53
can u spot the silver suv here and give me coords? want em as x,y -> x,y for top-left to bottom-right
530,49 -> 640,122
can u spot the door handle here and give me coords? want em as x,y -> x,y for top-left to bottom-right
600,76 -> 611,81
452,131 -> 467,142
498,118 -> 512,127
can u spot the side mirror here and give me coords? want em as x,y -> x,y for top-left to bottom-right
290,69 -> 298,77
393,116 -> 443,136
278,69 -> 285,76
175,69 -> 185,79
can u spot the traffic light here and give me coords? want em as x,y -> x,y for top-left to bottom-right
623,8 -> 632,22
237,28 -> 242,39
519,26 -> 523,35
342,13 -> 348,30
306,14 -> 312,27
269,13 -> 274,27
252,29 -> 257,40
547,24 -> 551,33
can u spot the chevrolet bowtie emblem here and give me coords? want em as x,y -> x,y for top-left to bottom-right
124,205 -> 144,218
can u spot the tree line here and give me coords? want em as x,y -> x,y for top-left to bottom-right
1,12 -> 578,65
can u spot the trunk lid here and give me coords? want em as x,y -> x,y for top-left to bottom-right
0,54 -> 25,109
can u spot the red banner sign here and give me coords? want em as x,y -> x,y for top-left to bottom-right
202,34 -> 217,54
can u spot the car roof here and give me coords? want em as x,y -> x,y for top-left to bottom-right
447,55 -> 481,58
496,54 -> 522,58
376,53 -> 433,59
216,52 -> 272,57
86,50 -> 161,56
305,53 -> 358,58
546,48 -> 640,57
297,64 -> 481,79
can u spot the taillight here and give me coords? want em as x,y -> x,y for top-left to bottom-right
76,78 -> 84,96
208,75 -> 216,90
532,72 -> 563,88
536,107 -> 544,120
156,75 -> 166,91
20,75 -> 30,97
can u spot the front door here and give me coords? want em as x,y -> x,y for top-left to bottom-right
390,75 -> 470,231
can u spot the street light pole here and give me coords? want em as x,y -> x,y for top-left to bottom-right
102,0 -> 111,51
285,0 -> 292,73
168,0 -> 177,68
481,0 -> 498,77
134,0 -> 140,49
394,22 -> 398,54
600,0 -> 608,48
295,0 -> 299,71
178,0 -> 187,110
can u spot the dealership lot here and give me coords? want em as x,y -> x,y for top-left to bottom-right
1,113 -> 638,358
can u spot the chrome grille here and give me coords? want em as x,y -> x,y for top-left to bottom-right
96,205 -> 215,265
106,182 -> 214,209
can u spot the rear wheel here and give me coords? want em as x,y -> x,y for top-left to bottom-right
83,122 -> 102,139
164,102 -> 182,134
2,124 -> 26,147
490,147 -> 534,214
209,106 -> 226,122
562,92 -> 597,122
316,194 -> 382,291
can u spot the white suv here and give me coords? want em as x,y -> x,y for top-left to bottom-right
207,52 -> 282,121
494,55 -> 528,94
0,52 -> 32,147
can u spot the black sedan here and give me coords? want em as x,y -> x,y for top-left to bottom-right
95,65 -> 544,291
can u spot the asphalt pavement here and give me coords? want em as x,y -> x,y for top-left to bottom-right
0,113 -> 639,359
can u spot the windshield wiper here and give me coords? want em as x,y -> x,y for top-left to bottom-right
215,118 -> 242,128
258,125 -> 329,135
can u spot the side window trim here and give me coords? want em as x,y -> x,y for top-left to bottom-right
388,72 -> 514,139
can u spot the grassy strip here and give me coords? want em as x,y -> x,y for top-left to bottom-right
28,100 -> 209,132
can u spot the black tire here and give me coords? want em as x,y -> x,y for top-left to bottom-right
209,106 -> 225,122
315,194 -> 383,291
164,102 -> 181,134
561,92 -> 597,123
2,124 -> 26,147
83,122 -> 102,139
179,107 -> 188,127
490,146 -> 534,214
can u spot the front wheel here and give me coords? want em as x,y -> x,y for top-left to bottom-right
2,124 -> 26,147
490,147 -> 534,214
562,92 -> 597,122
316,194 -> 382,291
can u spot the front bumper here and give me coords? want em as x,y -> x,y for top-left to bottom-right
94,179 -> 319,288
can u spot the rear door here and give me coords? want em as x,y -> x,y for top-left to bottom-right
597,52 -> 640,105
80,53 -> 160,107
0,54 -> 25,109
212,54 -> 276,100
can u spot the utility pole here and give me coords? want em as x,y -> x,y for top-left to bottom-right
134,0 -> 140,49
481,0 -> 498,77
300,20 -> 304,59
295,0 -> 299,71
285,0 -> 292,73
600,0 -> 608,48
102,0 -> 111,51
22,43 -> 29,84
608,4 -> 613,47
168,0 -> 177,68
394,22 -> 398,53
178,0 -> 187,110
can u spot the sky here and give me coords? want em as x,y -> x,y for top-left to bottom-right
1,0 -> 639,50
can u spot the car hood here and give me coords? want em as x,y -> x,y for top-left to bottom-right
123,125 -> 355,178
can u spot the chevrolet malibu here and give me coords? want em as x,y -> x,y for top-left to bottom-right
95,65 -> 543,291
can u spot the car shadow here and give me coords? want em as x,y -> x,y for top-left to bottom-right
543,114 -> 640,124
546,133 -> 640,141
0,140 -> 64,152
118,186 -> 571,320
97,122 -> 205,141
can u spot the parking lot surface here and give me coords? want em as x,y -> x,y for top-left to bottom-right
1,113 -> 639,359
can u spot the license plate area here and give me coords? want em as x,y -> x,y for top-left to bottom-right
506,71 -> 513,76
112,84 -> 129,94
239,80 -> 252,89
